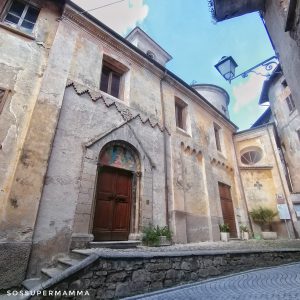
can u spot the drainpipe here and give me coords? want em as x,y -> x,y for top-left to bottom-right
266,124 -> 298,238
232,136 -> 254,235
160,71 -> 170,229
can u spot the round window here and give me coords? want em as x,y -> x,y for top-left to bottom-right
240,148 -> 262,165
146,50 -> 156,60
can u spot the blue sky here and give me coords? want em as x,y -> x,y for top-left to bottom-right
73,0 -> 275,130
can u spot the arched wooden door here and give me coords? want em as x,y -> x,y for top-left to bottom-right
92,143 -> 137,241
93,166 -> 132,241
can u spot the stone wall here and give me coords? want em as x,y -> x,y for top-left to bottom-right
54,250 -> 300,299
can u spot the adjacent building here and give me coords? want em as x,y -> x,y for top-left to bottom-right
211,0 -> 300,113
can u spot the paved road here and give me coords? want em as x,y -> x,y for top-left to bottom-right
126,263 -> 300,300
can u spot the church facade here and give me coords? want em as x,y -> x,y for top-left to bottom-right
0,0 -> 299,288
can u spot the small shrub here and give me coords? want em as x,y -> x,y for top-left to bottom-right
142,225 -> 172,246
219,223 -> 230,232
250,206 -> 278,231
240,224 -> 249,232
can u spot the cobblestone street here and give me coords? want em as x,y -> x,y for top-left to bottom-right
127,263 -> 300,300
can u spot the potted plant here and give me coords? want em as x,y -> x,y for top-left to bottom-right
250,206 -> 278,240
240,224 -> 250,240
219,224 -> 230,242
142,225 -> 172,246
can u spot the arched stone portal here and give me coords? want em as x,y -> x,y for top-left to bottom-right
92,141 -> 141,241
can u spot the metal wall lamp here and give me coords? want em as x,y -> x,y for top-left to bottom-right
215,55 -> 279,83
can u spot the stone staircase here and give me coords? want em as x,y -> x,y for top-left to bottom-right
20,241 -> 141,297
22,250 -> 90,291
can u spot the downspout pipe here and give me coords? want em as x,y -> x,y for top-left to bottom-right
160,71 -> 170,229
232,137 -> 254,235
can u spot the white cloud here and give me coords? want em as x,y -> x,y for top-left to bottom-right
232,70 -> 266,113
72,0 -> 149,35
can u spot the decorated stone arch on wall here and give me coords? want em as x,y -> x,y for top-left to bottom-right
99,141 -> 140,172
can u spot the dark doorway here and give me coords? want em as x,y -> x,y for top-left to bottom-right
218,182 -> 237,238
93,166 -> 132,241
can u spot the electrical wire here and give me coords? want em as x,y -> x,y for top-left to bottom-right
76,0 -> 126,15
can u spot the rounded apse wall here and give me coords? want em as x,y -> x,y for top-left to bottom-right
192,84 -> 230,119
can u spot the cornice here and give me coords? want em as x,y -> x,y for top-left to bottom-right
62,5 -> 164,79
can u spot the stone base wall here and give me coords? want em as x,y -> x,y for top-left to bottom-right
0,242 -> 31,289
54,250 -> 300,299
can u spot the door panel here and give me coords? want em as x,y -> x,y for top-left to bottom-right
218,182 -> 237,238
93,166 -> 132,241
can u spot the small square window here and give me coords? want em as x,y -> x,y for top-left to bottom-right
214,123 -> 222,152
3,0 -> 40,33
175,98 -> 187,130
100,59 -> 126,99
286,94 -> 296,113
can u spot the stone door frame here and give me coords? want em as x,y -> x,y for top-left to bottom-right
71,136 -> 147,248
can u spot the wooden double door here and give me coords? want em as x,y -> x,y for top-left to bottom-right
218,182 -> 237,238
93,166 -> 133,241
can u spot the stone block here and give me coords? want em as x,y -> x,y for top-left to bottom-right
106,271 -> 127,283
115,283 -> 131,298
132,269 -> 151,282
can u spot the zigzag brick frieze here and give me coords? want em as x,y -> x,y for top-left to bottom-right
66,80 -> 170,134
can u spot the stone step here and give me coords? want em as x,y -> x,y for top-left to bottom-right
89,240 -> 141,249
22,277 -> 44,290
71,248 -> 95,259
57,257 -> 82,268
41,266 -> 64,279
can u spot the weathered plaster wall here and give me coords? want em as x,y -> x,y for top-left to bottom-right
234,125 -> 298,237
161,79 -> 246,243
27,15 -> 169,273
268,76 -> 300,192
264,0 -> 300,113
0,0 -> 64,288
28,84 -> 167,275
0,0 -> 61,234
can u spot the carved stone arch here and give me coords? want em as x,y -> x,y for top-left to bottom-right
72,124 -> 155,246
91,140 -> 142,241
98,140 -> 141,173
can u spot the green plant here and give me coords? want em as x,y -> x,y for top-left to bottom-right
219,223 -> 230,232
142,225 -> 172,246
240,224 -> 249,232
159,226 -> 172,240
250,206 -> 278,231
